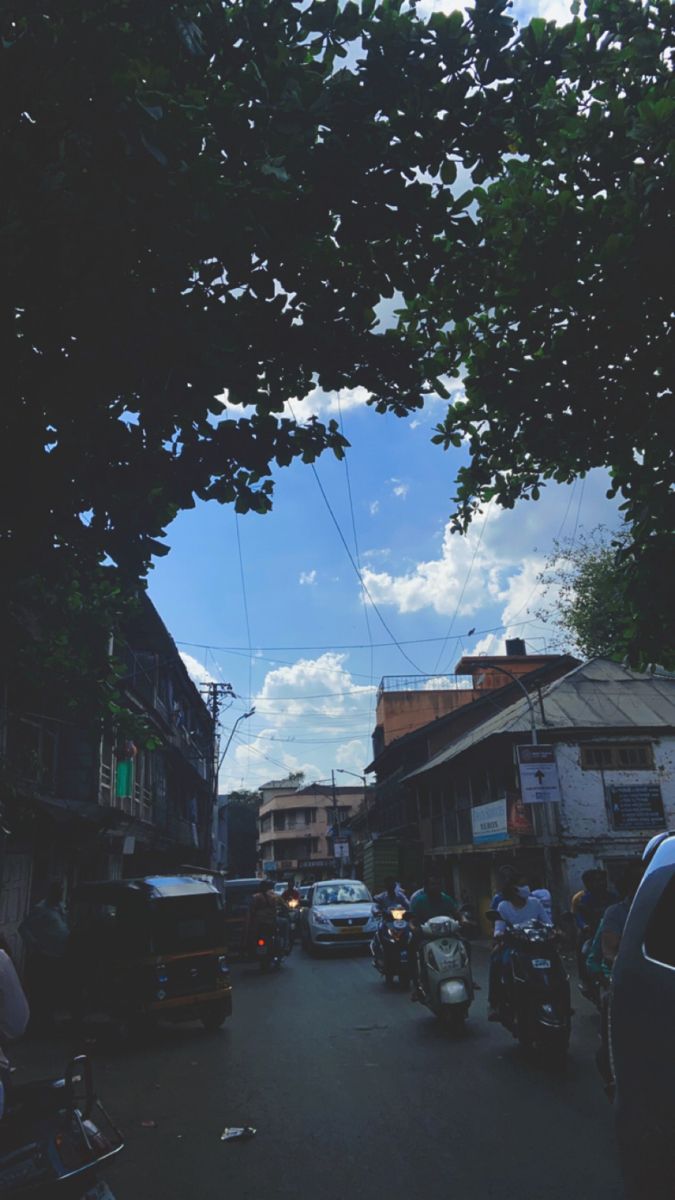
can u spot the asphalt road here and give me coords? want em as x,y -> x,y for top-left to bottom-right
15,945 -> 624,1199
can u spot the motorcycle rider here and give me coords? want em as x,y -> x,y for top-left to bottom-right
572,869 -> 618,990
247,880 -> 289,957
374,877 -> 410,910
488,879 -> 552,1020
586,862 -> 643,1094
409,874 -> 464,1001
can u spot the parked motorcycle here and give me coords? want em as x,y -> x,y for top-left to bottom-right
418,915 -> 474,1027
493,920 -> 571,1062
0,1054 -> 123,1197
370,903 -> 413,987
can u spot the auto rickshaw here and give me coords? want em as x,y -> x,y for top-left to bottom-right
70,876 -> 232,1033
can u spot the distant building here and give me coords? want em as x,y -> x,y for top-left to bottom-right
257,779 -> 364,881
215,793 -> 259,877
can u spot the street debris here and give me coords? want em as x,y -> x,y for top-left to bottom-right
221,1126 -> 256,1142
141,1120 -> 158,1129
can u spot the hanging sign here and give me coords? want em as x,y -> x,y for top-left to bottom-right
517,744 -> 561,804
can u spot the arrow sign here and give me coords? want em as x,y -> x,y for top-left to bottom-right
517,744 -> 561,804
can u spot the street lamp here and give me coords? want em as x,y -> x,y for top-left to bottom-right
218,707 -> 256,771
335,768 -> 370,837
476,667 -> 538,745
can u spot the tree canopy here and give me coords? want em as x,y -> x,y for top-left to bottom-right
537,527 -> 635,662
1,0 -> 673,688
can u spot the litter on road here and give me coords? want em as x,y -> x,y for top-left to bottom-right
221,1126 -> 257,1142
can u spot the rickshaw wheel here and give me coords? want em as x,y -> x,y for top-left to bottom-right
202,1002 -> 229,1031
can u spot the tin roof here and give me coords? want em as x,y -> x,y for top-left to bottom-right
403,659 -> 675,782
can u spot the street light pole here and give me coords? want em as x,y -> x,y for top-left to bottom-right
477,667 -> 538,745
335,768 -> 369,837
218,707 -> 256,772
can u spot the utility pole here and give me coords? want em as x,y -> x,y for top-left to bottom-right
331,769 -> 342,878
201,681 -> 234,867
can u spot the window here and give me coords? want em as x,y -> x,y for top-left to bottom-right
259,815 -> 271,834
644,877 -> 675,969
581,743 -> 654,771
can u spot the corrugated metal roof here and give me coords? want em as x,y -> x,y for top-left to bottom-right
403,659 -> 675,781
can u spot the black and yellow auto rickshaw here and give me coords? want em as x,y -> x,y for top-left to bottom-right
70,876 -> 232,1032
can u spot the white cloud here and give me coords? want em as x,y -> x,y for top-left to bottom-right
299,569 -> 317,586
392,481 -> 409,499
417,0 -> 572,21
219,653 -> 376,792
180,652 -> 217,689
369,500 -> 380,516
362,470 -> 620,626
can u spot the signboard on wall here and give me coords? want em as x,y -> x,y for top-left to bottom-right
472,799 -> 508,845
608,784 -> 665,831
517,744 -> 562,803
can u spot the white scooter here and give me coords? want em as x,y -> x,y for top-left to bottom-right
418,915 -> 474,1027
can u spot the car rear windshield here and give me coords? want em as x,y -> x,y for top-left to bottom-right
150,895 -> 224,954
314,883 -> 371,906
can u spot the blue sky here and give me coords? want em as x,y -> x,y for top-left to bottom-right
148,0 -> 611,793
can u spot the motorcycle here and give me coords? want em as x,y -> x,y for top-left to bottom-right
255,924 -> 286,972
370,903 -> 414,987
493,920 -> 571,1061
417,915 -> 474,1027
0,1054 -> 123,1197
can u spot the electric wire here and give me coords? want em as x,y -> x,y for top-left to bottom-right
175,616 -> 539,656
234,511 -> 253,775
337,395 -> 375,693
286,399 -> 423,673
434,503 -> 492,675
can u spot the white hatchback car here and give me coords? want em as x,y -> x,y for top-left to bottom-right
301,879 -> 378,953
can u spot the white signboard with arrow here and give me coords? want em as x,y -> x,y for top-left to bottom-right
517,744 -> 561,804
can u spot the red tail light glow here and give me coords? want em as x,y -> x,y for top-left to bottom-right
257,938 -> 266,947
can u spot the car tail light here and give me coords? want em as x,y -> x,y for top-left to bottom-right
257,938 -> 266,947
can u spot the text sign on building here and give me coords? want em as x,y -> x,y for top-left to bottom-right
608,784 -> 665,832
472,798 -> 508,845
517,744 -> 561,804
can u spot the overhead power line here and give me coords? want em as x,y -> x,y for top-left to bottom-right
175,615 -> 538,657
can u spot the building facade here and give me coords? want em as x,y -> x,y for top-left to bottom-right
381,658 -> 675,931
257,780 -> 364,881
0,594 -> 215,961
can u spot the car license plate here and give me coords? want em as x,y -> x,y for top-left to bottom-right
532,959 -> 551,969
84,1183 -> 117,1200
340,927 -> 357,935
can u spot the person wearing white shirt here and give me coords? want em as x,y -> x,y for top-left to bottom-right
489,884 -> 553,1019
0,944 -> 30,1118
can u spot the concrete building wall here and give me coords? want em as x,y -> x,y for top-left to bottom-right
556,736 -> 675,895
376,690 -> 477,747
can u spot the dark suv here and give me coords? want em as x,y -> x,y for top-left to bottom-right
611,832 -> 675,1198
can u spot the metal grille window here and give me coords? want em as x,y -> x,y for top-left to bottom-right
581,743 -> 654,770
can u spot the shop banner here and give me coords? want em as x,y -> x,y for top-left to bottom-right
472,799 -> 508,844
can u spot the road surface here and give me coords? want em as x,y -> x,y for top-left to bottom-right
16,945 -> 624,1199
